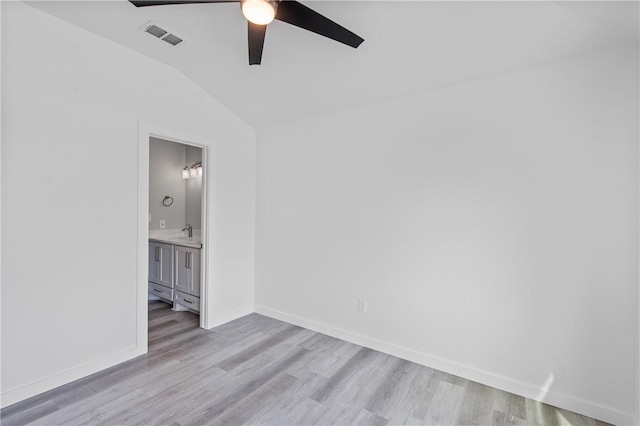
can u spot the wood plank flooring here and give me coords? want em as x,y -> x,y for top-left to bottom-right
1,301 -> 611,426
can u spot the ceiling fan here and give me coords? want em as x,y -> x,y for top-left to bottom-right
129,0 -> 364,65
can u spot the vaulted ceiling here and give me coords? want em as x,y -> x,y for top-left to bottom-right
28,1 -> 639,128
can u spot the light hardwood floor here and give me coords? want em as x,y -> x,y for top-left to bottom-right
1,301 -> 611,426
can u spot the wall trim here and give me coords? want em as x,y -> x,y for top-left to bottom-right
208,305 -> 254,329
1,346 -> 144,408
254,304 -> 635,426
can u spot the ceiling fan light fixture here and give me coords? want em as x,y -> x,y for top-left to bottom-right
129,0 -> 364,65
241,0 -> 277,25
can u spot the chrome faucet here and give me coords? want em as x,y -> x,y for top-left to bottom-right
181,224 -> 193,238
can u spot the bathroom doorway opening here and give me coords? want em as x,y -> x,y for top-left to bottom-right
147,137 -> 204,333
136,122 -> 215,353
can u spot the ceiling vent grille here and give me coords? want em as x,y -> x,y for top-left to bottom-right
141,21 -> 184,46
161,33 -> 183,46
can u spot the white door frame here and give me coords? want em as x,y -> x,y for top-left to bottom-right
137,121 -> 215,350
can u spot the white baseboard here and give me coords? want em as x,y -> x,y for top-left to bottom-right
254,304 -> 635,426
207,305 -> 254,329
1,346 -> 145,409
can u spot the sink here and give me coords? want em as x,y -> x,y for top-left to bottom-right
150,235 -> 201,246
175,237 -> 201,245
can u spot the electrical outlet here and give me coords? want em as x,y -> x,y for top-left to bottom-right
358,298 -> 368,313
159,220 -> 166,229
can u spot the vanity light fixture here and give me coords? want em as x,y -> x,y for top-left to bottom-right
182,162 -> 203,180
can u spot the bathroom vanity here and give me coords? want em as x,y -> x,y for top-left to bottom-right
148,235 -> 201,313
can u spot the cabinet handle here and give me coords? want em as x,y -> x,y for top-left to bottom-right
185,252 -> 190,269
155,247 -> 160,262
183,298 -> 194,304
154,288 -> 163,292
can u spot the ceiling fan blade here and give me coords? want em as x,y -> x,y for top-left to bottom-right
275,1 -> 364,48
129,0 -> 236,7
248,22 -> 267,65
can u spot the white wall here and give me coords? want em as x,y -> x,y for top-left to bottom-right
255,46 -> 639,425
149,137 -> 186,230
1,1 -> 255,406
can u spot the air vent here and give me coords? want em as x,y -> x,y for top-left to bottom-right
162,34 -> 183,46
141,21 -> 185,47
145,24 -> 167,39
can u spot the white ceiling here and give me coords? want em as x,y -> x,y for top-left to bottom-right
27,1 -> 640,128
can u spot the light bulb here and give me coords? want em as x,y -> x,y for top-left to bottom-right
189,167 -> 198,178
182,168 -> 190,179
197,166 -> 203,177
241,0 -> 276,25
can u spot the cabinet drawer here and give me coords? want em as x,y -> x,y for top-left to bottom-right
149,283 -> 173,302
174,291 -> 200,312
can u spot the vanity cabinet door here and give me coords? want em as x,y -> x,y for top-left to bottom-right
157,243 -> 174,288
149,242 -> 161,284
149,241 -> 174,288
189,250 -> 201,297
175,246 -> 201,297
175,246 -> 191,295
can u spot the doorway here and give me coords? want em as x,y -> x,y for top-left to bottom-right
136,122 -> 215,353
148,137 -> 203,321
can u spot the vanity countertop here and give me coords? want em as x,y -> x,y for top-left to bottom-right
149,231 -> 202,249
